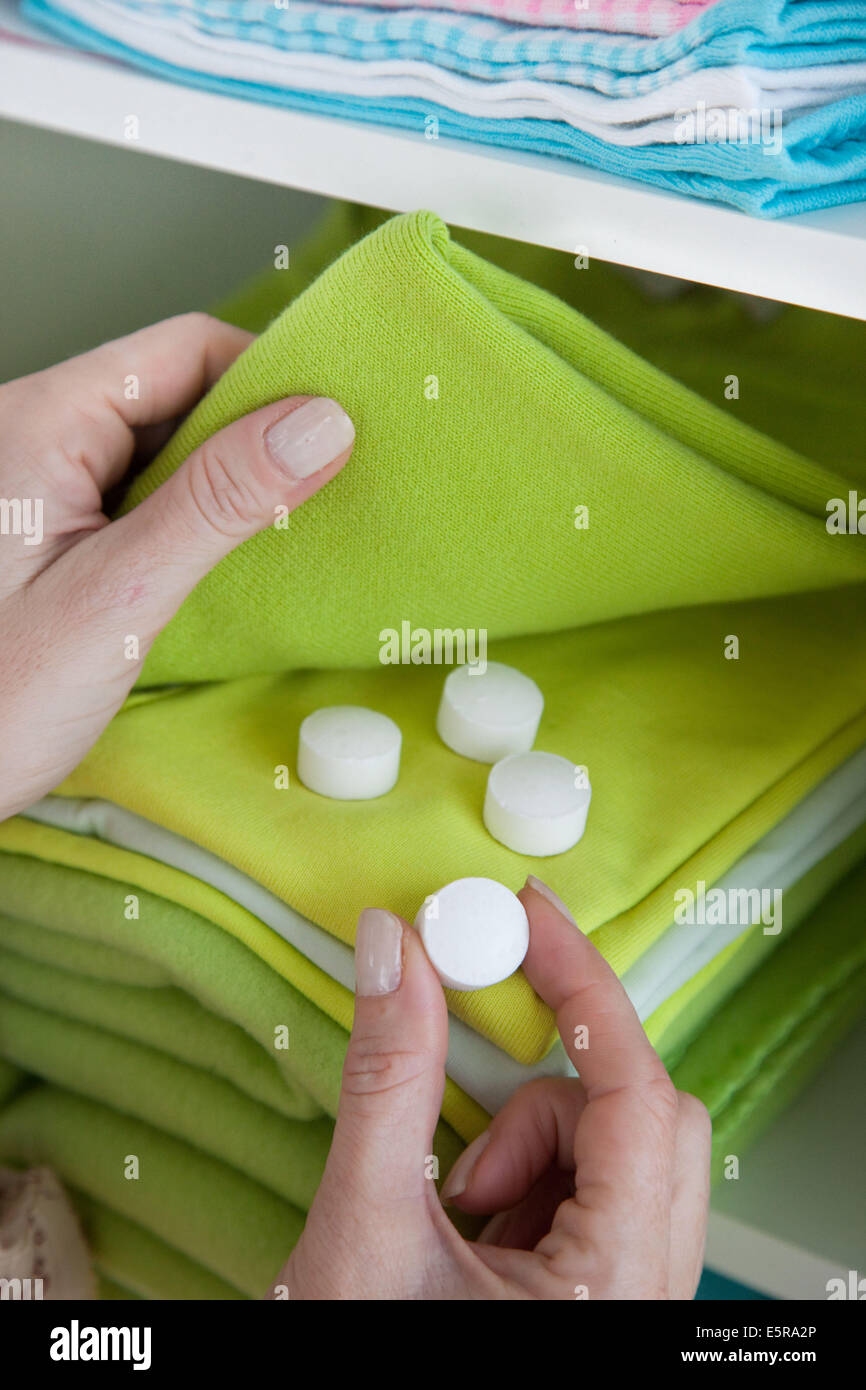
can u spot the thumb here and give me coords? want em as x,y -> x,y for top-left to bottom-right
317,909 -> 449,1225
63,394 -> 355,645
1,395 -> 354,819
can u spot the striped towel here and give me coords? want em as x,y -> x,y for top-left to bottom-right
286,0 -> 720,38
33,0 -> 866,92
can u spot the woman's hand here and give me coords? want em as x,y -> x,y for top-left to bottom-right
277,878 -> 711,1300
0,314 -> 354,821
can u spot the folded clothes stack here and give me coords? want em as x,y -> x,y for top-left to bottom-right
20,0 -> 866,215
1,204 -> 865,1299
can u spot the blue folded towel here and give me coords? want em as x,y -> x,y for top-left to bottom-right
34,0 -> 866,89
22,0 -> 866,217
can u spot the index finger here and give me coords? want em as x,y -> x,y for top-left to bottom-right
517,879 -> 678,1289
1,313 -> 253,498
518,879 -> 671,1099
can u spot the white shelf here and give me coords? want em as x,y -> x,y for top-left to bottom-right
2,4 -> 866,319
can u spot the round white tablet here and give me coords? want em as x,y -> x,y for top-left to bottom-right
297,705 -> 401,800
414,877 -> 530,991
484,751 -> 591,856
436,661 -> 544,763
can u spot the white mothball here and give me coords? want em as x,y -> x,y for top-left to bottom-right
484,751 -> 591,856
436,661 -> 544,763
297,706 -> 401,800
415,877 -> 530,991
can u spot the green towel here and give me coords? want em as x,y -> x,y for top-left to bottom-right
76,1197 -> 242,1301
647,813 -> 866,1069
0,841 -> 469,1146
1,854 -> 862,1298
0,838 -> 350,1117
123,211 -> 866,685
672,861 -> 866,1180
0,918 -> 322,1123
0,988 -> 335,1213
217,202 -> 865,480
0,1086 -> 300,1298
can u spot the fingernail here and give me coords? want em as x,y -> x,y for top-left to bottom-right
440,1130 -> 491,1204
525,875 -> 578,927
355,908 -> 403,997
265,397 -> 355,480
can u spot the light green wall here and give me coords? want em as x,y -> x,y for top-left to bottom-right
0,118 -> 326,381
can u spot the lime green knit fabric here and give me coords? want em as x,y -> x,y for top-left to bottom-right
217,202 -> 865,481
123,212 -> 865,685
